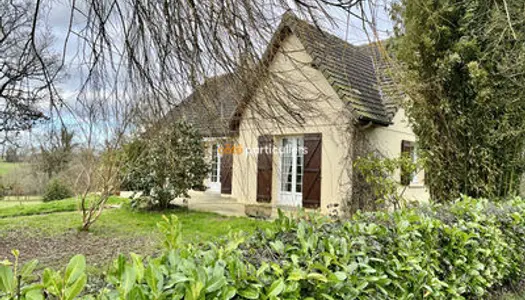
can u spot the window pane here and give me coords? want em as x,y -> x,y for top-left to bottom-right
296,182 -> 302,193
280,138 -> 294,192
212,144 -> 218,160
411,143 -> 418,184
281,158 -> 293,192
296,138 -> 304,193
280,137 -> 306,194
210,144 -> 219,182
400,140 -> 415,186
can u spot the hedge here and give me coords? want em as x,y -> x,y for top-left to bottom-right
2,196 -> 525,299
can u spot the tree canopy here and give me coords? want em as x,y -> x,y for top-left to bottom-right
0,0 -> 60,142
393,0 -> 525,201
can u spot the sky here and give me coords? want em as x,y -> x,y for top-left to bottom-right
43,0 -> 395,98
17,0 -> 395,148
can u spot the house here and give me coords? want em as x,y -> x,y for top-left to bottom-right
170,13 -> 429,216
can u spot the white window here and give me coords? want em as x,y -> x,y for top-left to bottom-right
411,144 -> 418,184
210,144 -> 220,182
279,137 -> 304,206
207,144 -> 221,193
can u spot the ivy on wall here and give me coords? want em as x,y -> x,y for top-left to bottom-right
392,0 -> 525,201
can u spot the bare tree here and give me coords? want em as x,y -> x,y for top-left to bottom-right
0,0 -> 61,144
37,127 -> 76,179
47,1 -> 387,128
71,75 -> 138,231
2,0 -> 393,141
1,0 -> 393,227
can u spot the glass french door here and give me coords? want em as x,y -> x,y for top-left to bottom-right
208,144 -> 221,192
279,137 -> 304,207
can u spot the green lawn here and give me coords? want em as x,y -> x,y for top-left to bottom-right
0,198 -> 42,209
0,207 -> 267,241
0,197 -> 269,270
0,161 -> 25,176
0,196 -> 124,218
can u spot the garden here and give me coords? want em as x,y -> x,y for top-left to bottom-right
0,197 -> 267,270
2,0 -> 525,299
3,196 -> 525,299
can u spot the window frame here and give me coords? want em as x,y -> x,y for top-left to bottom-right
400,140 -> 418,186
210,144 -> 220,183
279,136 -> 305,195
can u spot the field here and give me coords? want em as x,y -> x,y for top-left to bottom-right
0,198 -> 42,208
0,161 -> 24,176
0,196 -> 121,218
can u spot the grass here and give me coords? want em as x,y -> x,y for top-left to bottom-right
0,198 -> 270,270
0,207 -> 267,241
0,161 -> 25,176
0,196 -> 268,241
1,195 -> 42,202
0,196 -> 126,218
0,199 -> 42,208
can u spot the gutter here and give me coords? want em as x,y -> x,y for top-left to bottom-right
357,115 -> 391,127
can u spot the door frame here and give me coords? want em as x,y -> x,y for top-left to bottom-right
208,143 -> 221,193
277,136 -> 304,207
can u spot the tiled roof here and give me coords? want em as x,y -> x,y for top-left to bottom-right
166,73 -> 241,137
286,14 -> 396,125
170,13 -> 399,134
358,42 -> 402,120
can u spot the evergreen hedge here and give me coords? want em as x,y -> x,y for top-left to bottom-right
2,197 -> 525,299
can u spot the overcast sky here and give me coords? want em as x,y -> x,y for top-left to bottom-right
43,1 -> 394,101
17,1 -> 395,147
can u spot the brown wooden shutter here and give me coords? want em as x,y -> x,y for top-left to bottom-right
256,136 -> 273,203
400,140 -> 414,186
220,144 -> 233,194
303,133 -> 322,208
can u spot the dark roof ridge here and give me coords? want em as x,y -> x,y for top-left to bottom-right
282,13 -> 392,125
229,12 -> 398,131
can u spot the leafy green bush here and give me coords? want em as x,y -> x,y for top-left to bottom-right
99,197 -> 525,299
42,178 -> 73,202
0,251 -> 86,300
4,197 -> 525,299
123,121 -> 209,210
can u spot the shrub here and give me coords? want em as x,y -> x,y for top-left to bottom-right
0,180 -> 6,201
42,178 -> 73,202
354,153 -> 421,210
123,121 -> 209,210
100,197 -> 525,299
393,0 -> 525,201
0,250 -> 87,300
4,197 -> 525,299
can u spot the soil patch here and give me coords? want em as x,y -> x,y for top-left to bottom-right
0,228 -> 159,269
